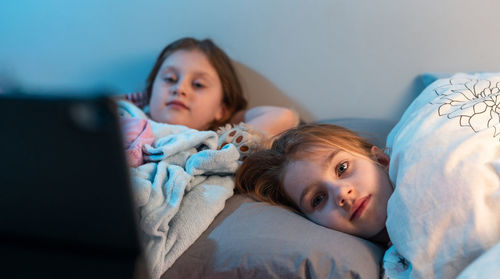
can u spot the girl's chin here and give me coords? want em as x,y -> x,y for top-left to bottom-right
158,112 -> 187,125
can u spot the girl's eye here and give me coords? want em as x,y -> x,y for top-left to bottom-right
311,193 -> 326,208
336,162 -> 349,176
163,75 -> 177,83
193,81 -> 205,89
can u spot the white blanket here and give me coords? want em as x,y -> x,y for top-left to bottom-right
384,73 -> 500,278
117,101 -> 240,278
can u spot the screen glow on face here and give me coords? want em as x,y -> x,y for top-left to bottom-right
149,49 -> 225,130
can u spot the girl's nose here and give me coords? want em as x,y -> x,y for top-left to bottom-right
336,186 -> 353,207
171,79 -> 188,96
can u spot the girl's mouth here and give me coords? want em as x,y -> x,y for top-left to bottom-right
166,100 -> 189,110
350,195 -> 371,221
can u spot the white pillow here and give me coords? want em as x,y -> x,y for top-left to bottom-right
385,73 -> 500,278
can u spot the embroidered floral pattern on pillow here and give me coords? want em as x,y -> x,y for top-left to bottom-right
430,77 -> 500,139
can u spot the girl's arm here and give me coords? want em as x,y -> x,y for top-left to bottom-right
231,106 -> 299,137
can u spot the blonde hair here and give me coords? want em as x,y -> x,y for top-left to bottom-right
235,123 -> 377,213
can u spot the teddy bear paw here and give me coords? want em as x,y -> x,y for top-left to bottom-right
217,123 -> 269,160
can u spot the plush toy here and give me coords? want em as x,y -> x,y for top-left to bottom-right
216,123 -> 271,161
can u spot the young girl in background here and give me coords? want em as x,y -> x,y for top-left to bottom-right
119,37 -> 299,166
235,123 -> 393,245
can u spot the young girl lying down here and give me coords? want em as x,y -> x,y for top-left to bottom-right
233,124 -> 413,277
235,124 -> 393,245
118,37 -> 299,167
236,73 -> 500,278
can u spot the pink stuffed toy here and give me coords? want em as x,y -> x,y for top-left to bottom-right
120,117 -> 154,167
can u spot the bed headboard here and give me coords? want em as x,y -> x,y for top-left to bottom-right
2,0 -> 500,122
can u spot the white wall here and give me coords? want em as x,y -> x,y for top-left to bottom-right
2,0 -> 500,122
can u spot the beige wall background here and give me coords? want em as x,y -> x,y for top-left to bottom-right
2,0 -> 500,122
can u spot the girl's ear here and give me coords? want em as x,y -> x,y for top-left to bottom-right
371,146 -> 390,170
215,103 -> 228,122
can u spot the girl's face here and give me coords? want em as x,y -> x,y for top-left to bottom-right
149,49 -> 226,130
282,146 -> 393,239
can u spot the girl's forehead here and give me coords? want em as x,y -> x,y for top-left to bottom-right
161,49 -> 214,72
294,144 -> 370,164
295,144 -> 341,159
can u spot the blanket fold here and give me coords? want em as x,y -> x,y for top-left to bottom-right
117,100 -> 240,279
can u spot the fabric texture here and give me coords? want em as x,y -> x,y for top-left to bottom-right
382,245 -> 412,279
456,241 -> 500,278
385,72 -> 500,278
116,100 -> 240,279
163,194 -> 386,279
420,72 -> 452,87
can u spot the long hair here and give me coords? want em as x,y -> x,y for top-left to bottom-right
235,124 -> 376,213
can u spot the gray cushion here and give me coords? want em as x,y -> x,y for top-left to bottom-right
163,195 -> 385,279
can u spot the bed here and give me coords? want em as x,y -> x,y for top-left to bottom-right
120,73 -> 500,279
2,75 -> 498,278
117,96 -> 395,279
161,118 -> 396,279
